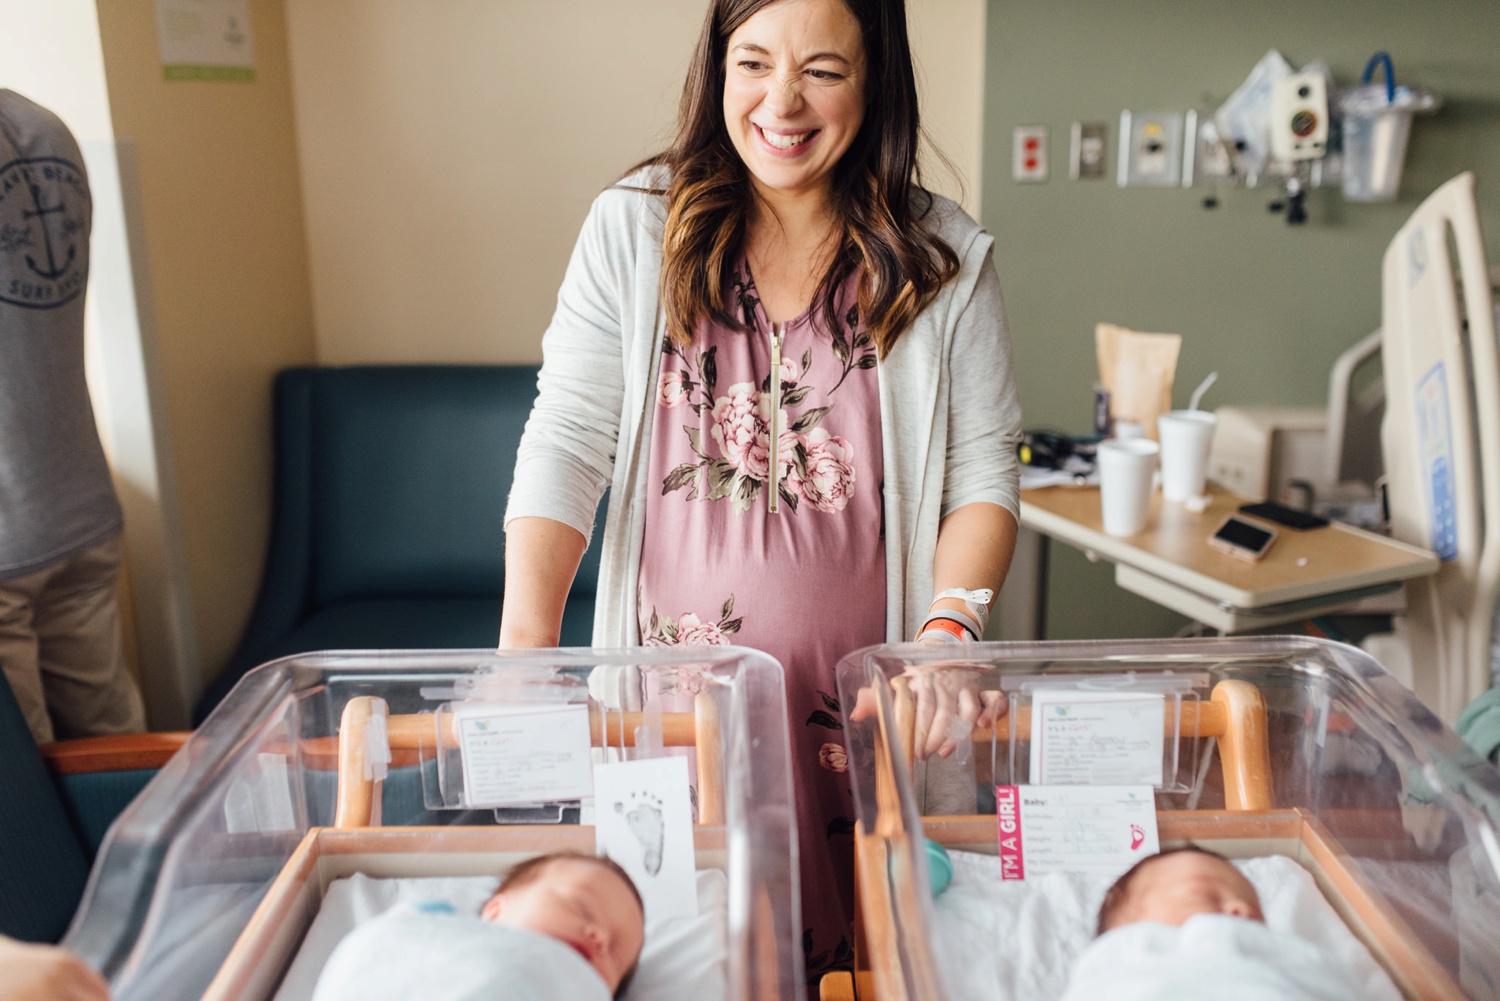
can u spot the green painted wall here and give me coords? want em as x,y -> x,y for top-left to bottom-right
981,0 -> 1500,640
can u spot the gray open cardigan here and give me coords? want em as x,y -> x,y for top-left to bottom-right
506,170 -> 1022,646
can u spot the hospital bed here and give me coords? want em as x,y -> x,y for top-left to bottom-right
831,637 -> 1500,1001
61,648 -> 807,1001
1376,172 -> 1500,724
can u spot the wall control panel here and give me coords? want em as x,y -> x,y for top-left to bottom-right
1118,111 -> 1183,187
1270,72 -> 1329,161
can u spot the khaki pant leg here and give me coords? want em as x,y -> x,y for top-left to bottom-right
0,565 -> 54,744
33,533 -> 146,739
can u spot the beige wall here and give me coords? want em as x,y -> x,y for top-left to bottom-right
0,0 -> 114,140
287,0 -> 988,364
95,0 -> 317,699
909,0 -> 985,216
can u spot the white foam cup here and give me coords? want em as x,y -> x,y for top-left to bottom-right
1097,437 -> 1160,536
1157,410 -> 1218,503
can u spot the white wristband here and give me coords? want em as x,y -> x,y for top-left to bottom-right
930,588 -> 994,633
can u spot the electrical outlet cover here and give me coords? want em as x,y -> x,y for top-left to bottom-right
1013,125 -> 1048,183
1118,111 -> 1183,187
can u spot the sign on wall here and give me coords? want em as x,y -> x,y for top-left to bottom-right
155,0 -> 256,83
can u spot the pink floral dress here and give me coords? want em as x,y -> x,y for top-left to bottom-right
639,259 -> 884,981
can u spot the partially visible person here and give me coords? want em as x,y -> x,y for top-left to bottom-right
1061,847 -> 1362,1001
0,935 -> 109,1001
312,852 -> 646,1001
0,89 -> 143,745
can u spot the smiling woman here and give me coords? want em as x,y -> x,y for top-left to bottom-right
721,0 -> 867,202
501,0 -> 1024,985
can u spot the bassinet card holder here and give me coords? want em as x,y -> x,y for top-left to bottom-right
429,669 -> 598,823
1001,671 -> 1207,794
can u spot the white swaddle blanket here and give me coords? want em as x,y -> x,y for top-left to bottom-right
1059,913 -> 1363,1001
931,851 -> 1401,1000
310,909 -> 610,1001
277,871 -> 729,1001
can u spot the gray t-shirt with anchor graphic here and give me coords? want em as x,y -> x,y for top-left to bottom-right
0,89 -> 121,577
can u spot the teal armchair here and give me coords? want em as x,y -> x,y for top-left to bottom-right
0,670 -> 184,944
194,366 -> 605,721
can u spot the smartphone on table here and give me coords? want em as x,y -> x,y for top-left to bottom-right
1208,515 -> 1278,562
1237,501 -> 1329,531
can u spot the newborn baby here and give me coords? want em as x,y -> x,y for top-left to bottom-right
1094,844 -> 1264,933
1061,847 -> 1363,1001
312,852 -> 645,1001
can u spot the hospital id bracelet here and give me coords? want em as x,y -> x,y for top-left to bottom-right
917,616 -> 973,643
929,587 -> 994,632
922,609 -> 981,640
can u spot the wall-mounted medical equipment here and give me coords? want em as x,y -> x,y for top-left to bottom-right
1269,72 -> 1329,162
1340,52 -> 1440,202
1110,50 -> 1440,225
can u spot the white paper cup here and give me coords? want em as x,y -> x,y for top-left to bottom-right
1157,410 -> 1218,503
1097,437 -> 1160,536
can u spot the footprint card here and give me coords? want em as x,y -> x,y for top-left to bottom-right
593,756 -> 698,921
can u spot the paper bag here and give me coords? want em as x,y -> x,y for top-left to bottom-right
1096,323 -> 1182,441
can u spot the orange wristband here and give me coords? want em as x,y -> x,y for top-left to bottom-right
916,617 -> 971,642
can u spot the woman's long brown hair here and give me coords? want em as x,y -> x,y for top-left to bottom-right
633,0 -> 959,358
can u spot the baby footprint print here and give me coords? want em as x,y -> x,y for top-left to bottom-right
616,791 -> 665,876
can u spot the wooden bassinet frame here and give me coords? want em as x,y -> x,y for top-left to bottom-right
199,692 -> 745,1001
332,692 -> 728,827
822,678 -> 1467,1001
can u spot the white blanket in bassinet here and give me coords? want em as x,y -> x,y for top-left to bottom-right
274,870 -> 727,1001
310,911 -> 609,1001
930,851 -> 1402,1001
1059,913 -> 1362,1000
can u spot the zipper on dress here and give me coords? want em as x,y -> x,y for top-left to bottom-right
768,321 -> 784,514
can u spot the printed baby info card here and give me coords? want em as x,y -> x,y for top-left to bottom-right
1029,689 -> 1165,787
594,756 -> 698,920
456,702 -> 593,807
996,785 -> 1158,880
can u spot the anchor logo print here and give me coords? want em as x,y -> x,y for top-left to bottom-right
0,155 -> 89,310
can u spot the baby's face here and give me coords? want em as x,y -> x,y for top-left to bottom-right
481,858 -> 645,993
1112,852 -> 1264,930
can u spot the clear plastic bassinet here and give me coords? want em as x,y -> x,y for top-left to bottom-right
835,636 -> 1500,1001
63,647 -> 804,1001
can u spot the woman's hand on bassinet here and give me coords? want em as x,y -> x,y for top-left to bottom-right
908,663 -> 1004,760
848,662 -> 1004,760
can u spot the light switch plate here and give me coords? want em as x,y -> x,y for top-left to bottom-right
1013,125 -> 1048,183
1070,122 -> 1107,179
